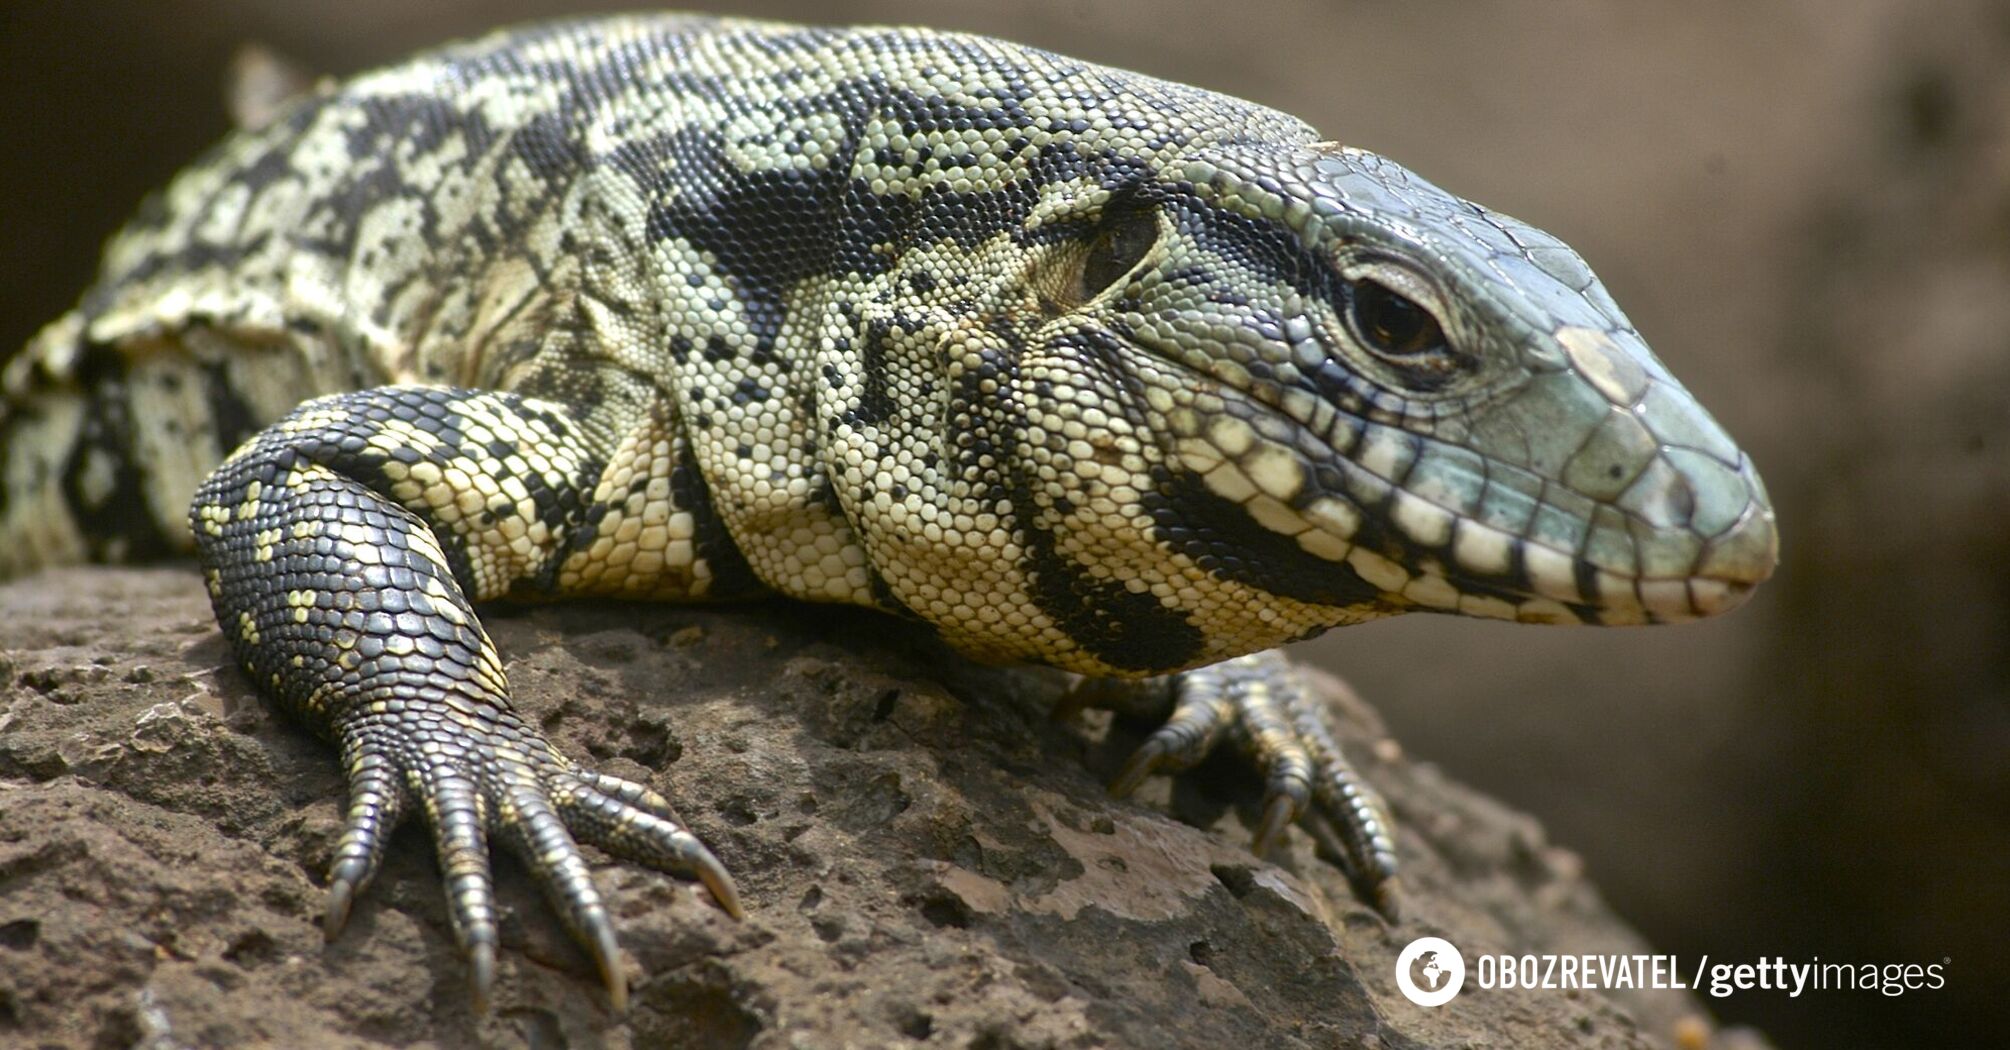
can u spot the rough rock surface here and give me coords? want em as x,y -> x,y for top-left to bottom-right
0,566 -> 1769,1049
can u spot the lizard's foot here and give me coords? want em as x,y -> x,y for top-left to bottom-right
1082,650 -> 1400,919
323,711 -> 740,1012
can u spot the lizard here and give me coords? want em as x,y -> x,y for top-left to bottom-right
0,13 -> 1779,1011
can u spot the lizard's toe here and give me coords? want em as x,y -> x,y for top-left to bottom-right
576,770 -> 682,822
1219,664 -> 1315,855
422,765 -> 504,1012
325,735 -> 406,939
493,776 -> 629,1011
552,772 -> 742,919
1108,672 -> 1232,798
1306,738 -> 1402,920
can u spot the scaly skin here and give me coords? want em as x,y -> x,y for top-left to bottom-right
0,15 -> 1778,1009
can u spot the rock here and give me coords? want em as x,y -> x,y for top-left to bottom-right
0,566 -> 1769,1049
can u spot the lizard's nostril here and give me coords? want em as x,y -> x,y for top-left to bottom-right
1636,457 -> 1775,621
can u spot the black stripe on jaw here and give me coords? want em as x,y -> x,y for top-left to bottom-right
1143,465 -> 1385,611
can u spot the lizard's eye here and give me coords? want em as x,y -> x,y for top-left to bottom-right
1346,278 -> 1446,358
1074,209 -> 1160,302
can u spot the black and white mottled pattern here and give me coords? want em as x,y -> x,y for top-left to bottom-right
0,15 -> 1777,1008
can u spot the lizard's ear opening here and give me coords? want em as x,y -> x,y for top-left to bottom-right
1068,207 -> 1160,306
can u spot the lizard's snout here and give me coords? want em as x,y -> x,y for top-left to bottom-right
1509,325 -> 1778,626
1664,454 -> 1777,619
1623,447 -> 1777,624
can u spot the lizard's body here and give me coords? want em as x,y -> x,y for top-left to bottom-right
0,14 -> 1776,1008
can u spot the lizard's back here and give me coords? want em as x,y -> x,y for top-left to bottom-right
0,14 -> 1307,577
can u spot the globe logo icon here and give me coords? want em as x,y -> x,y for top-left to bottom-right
1395,936 -> 1465,1007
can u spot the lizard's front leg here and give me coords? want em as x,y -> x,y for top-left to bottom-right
1077,650 -> 1401,918
191,385 -> 738,1011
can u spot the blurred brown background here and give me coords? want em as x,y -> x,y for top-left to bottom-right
3,2 -> 2004,1047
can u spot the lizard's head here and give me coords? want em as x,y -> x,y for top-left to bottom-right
1020,140 -> 1776,640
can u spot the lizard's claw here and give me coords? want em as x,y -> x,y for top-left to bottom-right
1097,651 -> 1400,920
323,711 -> 736,1012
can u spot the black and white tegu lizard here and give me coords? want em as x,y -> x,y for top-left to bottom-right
0,15 -> 1779,1009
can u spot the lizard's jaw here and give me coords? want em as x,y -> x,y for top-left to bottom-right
1355,373 -> 1778,628
1155,354 -> 1777,629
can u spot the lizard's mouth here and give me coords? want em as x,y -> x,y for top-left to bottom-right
1155,369 -> 1778,628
